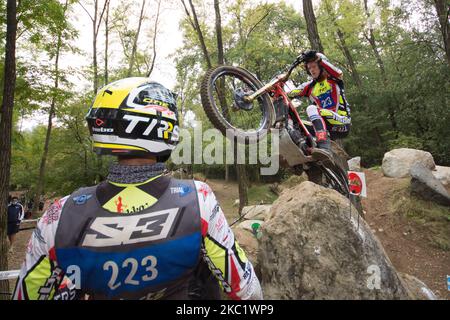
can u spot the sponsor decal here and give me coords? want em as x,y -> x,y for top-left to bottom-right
170,184 -> 193,197
38,266 -> 64,300
81,207 -> 179,247
41,200 -> 62,225
115,196 -> 127,213
210,203 -> 221,221
197,184 -> 211,200
73,194 -> 93,205
92,127 -> 114,133
201,247 -> 232,293
33,227 -> 46,244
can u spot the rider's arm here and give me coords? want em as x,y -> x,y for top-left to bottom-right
288,80 -> 314,98
317,53 -> 343,79
194,181 -> 263,300
12,197 -> 69,300
18,204 -> 24,221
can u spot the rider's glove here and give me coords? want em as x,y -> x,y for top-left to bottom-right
287,83 -> 307,98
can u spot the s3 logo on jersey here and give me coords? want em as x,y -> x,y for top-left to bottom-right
81,208 -> 179,247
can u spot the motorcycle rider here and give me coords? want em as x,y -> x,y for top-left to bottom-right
13,78 -> 262,300
289,50 -> 351,163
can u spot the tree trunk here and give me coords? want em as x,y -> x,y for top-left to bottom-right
0,0 -> 17,300
363,0 -> 386,79
236,163 -> 248,215
214,0 -> 224,66
433,0 -> 450,67
104,0 -> 109,85
363,0 -> 398,135
147,0 -> 161,77
93,0 -> 99,94
214,0 -> 231,182
128,0 -> 146,77
92,0 -> 109,183
225,163 -> 229,182
181,0 -> 212,69
32,20 -> 64,216
336,28 -> 362,89
302,0 -> 324,52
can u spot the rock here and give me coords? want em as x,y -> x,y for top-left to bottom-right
241,205 -> 272,221
237,219 -> 264,233
233,228 -> 259,264
280,175 -> 307,192
269,183 -> 281,195
233,199 -> 240,207
398,273 -> 437,300
382,148 -> 435,178
348,156 -> 361,171
259,181 -> 412,299
410,163 -> 450,206
432,165 -> 450,186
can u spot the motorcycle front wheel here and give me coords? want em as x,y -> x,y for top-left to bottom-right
200,66 -> 274,144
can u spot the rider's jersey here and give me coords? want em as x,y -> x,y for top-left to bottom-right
291,59 -> 349,116
12,175 -> 262,300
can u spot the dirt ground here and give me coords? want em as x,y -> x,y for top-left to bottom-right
361,169 -> 449,300
6,172 -> 450,299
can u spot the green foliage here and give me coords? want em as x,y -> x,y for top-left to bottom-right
174,0 -> 450,172
5,0 -> 450,199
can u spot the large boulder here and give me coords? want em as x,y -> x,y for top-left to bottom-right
432,165 -> 450,186
259,181 -> 416,299
348,156 -> 361,171
398,273 -> 437,300
241,205 -> 272,221
237,219 -> 264,232
382,148 -> 435,178
410,163 -> 450,206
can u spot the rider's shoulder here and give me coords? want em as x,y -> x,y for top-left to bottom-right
300,79 -> 315,88
166,178 -> 215,199
192,180 -> 214,197
37,195 -> 70,230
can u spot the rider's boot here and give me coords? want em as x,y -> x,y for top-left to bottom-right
312,130 -> 333,165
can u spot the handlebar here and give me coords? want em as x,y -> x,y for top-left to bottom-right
243,55 -> 304,103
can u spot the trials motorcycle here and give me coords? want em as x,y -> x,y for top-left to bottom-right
200,53 -> 361,211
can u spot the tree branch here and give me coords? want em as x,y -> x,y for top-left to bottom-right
95,0 -> 110,37
77,1 -> 94,22
147,0 -> 161,77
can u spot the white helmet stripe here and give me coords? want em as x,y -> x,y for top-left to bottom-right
92,134 -> 176,153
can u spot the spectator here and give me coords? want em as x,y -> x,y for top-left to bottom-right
7,196 -> 24,252
27,198 -> 33,210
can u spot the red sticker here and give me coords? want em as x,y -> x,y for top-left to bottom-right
348,172 -> 363,195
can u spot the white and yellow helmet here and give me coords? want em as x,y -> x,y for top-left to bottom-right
86,77 -> 179,161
